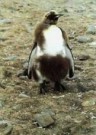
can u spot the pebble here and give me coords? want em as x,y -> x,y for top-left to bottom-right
0,120 -> 13,135
17,69 -> 28,78
76,6 -> 86,13
17,70 -> 24,77
76,36 -> 93,43
12,104 -> 22,111
78,55 -> 90,61
0,19 -> 12,25
4,55 -> 17,61
19,75 -> 28,80
52,95 -> 65,99
88,41 -> 96,47
87,25 -> 96,34
0,37 -> 8,42
0,82 -> 6,89
41,109 -> 55,117
87,13 -> 96,19
34,112 -> 55,128
69,31 -> 76,39
23,62 -> 28,69
19,93 -> 30,98
3,70 -> 12,78
75,65 -> 83,71
82,98 -> 96,107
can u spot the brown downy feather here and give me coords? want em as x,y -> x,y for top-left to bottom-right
37,55 -> 70,82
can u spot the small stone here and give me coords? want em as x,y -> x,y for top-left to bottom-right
0,37 -> 8,42
0,121 -> 7,128
19,93 -> 30,98
41,109 -> 55,117
87,25 -> 96,34
52,95 -> 65,99
3,70 -> 12,78
4,55 -> 17,61
76,6 -> 86,13
0,82 -> 6,89
17,69 -> 28,77
75,65 -> 83,71
63,8 -> 69,13
69,31 -> 76,39
82,98 -> 96,107
0,120 -> 13,135
23,62 -> 28,69
65,115 -> 72,121
17,70 -> 24,77
34,112 -> 54,128
76,36 -> 93,43
78,55 -> 90,61
88,41 -> 96,47
4,123 -> 13,135
0,19 -> 12,25
12,104 -> 22,111
19,75 -> 28,80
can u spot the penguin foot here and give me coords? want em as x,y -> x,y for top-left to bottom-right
39,81 -> 48,94
54,82 -> 66,92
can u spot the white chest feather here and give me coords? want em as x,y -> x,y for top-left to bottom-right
43,25 -> 66,56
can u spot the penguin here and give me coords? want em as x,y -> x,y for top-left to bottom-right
27,10 -> 74,94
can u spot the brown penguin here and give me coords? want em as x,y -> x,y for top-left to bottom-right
28,10 -> 74,93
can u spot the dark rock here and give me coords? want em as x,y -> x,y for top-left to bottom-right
78,55 -> 90,61
0,37 -> 8,42
0,120 -> 13,135
3,70 -> 12,78
34,112 -> 55,128
63,8 -> 69,13
17,69 -> 28,77
0,82 -> 6,89
77,82 -> 88,92
76,36 -> 93,43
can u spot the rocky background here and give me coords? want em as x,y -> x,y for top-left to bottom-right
0,0 -> 96,134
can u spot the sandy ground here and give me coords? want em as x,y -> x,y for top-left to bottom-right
0,0 -> 96,134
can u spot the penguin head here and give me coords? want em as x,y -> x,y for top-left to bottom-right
43,10 -> 63,24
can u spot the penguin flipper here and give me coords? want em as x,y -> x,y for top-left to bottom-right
69,67 -> 74,78
28,41 -> 37,79
60,28 -> 75,78
59,27 -> 71,49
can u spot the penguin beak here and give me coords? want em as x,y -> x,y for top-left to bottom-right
58,13 -> 63,17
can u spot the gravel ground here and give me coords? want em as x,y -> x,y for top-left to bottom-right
0,0 -> 96,134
